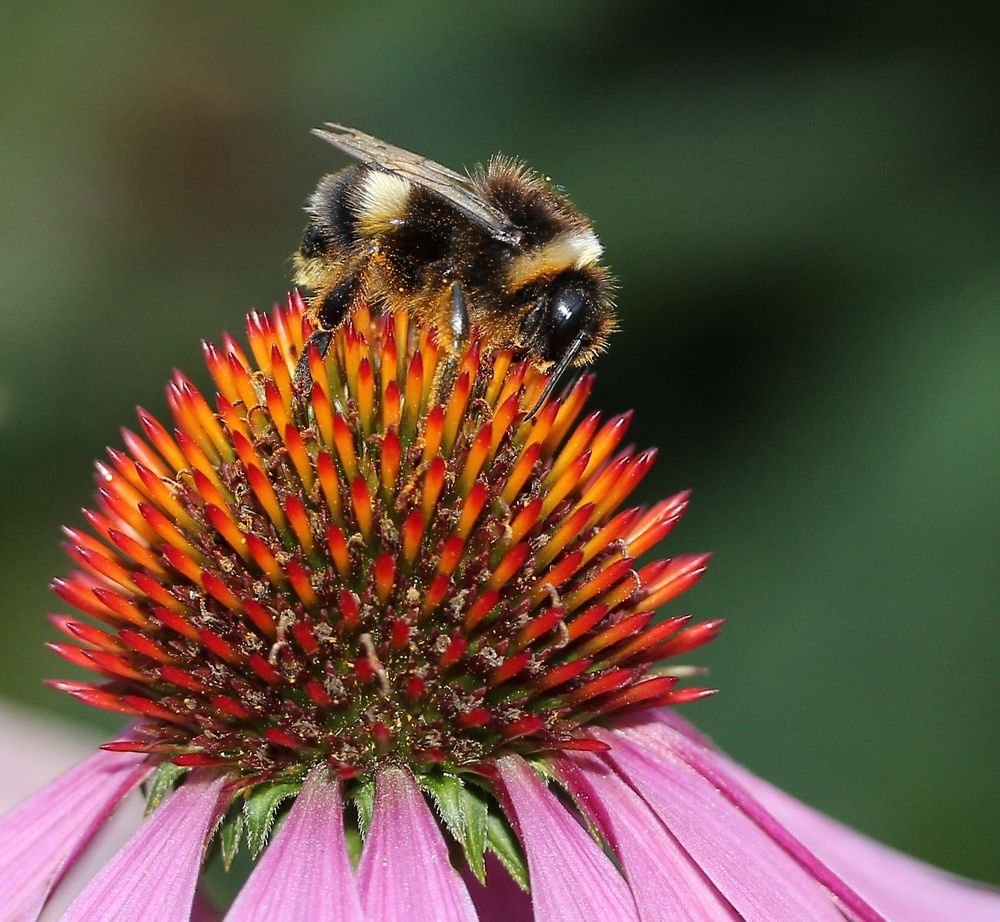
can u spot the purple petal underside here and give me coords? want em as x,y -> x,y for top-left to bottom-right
224,767 -> 362,922
599,728 -> 849,921
495,754 -> 640,922
0,746 -> 148,922
57,770 -> 227,922
191,892 -> 224,922
358,765 -> 477,922
556,753 -> 740,921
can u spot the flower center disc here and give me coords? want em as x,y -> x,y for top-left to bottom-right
52,294 -> 716,784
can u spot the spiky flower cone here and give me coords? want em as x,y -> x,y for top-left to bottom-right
50,293 -> 719,869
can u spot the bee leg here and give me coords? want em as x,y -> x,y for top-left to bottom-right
293,271 -> 363,392
431,282 -> 471,405
293,329 -> 333,391
448,279 -> 470,346
317,273 -> 361,329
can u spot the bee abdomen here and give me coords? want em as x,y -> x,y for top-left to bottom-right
303,166 -> 365,252
304,165 -> 424,251
352,168 -> 413,235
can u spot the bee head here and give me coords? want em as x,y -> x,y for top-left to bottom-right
517,271 -> 609,369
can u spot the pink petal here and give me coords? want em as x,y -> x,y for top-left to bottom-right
0,745 -> 148,922
598,729 -> 847,921
494,754 -> 640,922
58,770 -> 227,922
621,706 -> 710,744
224,767 -> 362,922
618,719 -> 887,921
463,852 -> 533,922
358,765 -> 477,921
725,760 -> 1000,922
555,753 -> 739,921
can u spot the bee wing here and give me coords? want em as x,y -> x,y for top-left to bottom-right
313,124 -> 522,245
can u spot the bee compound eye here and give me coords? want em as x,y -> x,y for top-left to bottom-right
545,287 -> 588,362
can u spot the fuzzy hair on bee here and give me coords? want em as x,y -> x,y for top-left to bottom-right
292,125 -> 616,402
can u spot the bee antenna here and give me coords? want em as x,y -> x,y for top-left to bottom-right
525,333 -> 585,421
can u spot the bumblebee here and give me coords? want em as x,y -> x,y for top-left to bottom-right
293,125 -> 615,402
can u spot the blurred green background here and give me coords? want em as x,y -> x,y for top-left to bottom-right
1,1 -> 997,884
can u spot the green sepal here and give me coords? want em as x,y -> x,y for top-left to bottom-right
344,823 -> 363,868
353,779 -> 375,838
144,762 -> 188,815
527,756 -> 556,783
219,811 -> 245,871
419,773 -> 488,883
243,781 -> 300,858
486,808 -> 529,890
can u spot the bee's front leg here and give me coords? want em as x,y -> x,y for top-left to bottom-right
430,282 -> 471,405
294,268 -> 365,393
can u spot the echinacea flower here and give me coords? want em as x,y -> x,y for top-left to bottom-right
1,294 -> 995,921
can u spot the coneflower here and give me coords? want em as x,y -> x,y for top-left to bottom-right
0,295 -> 995,921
